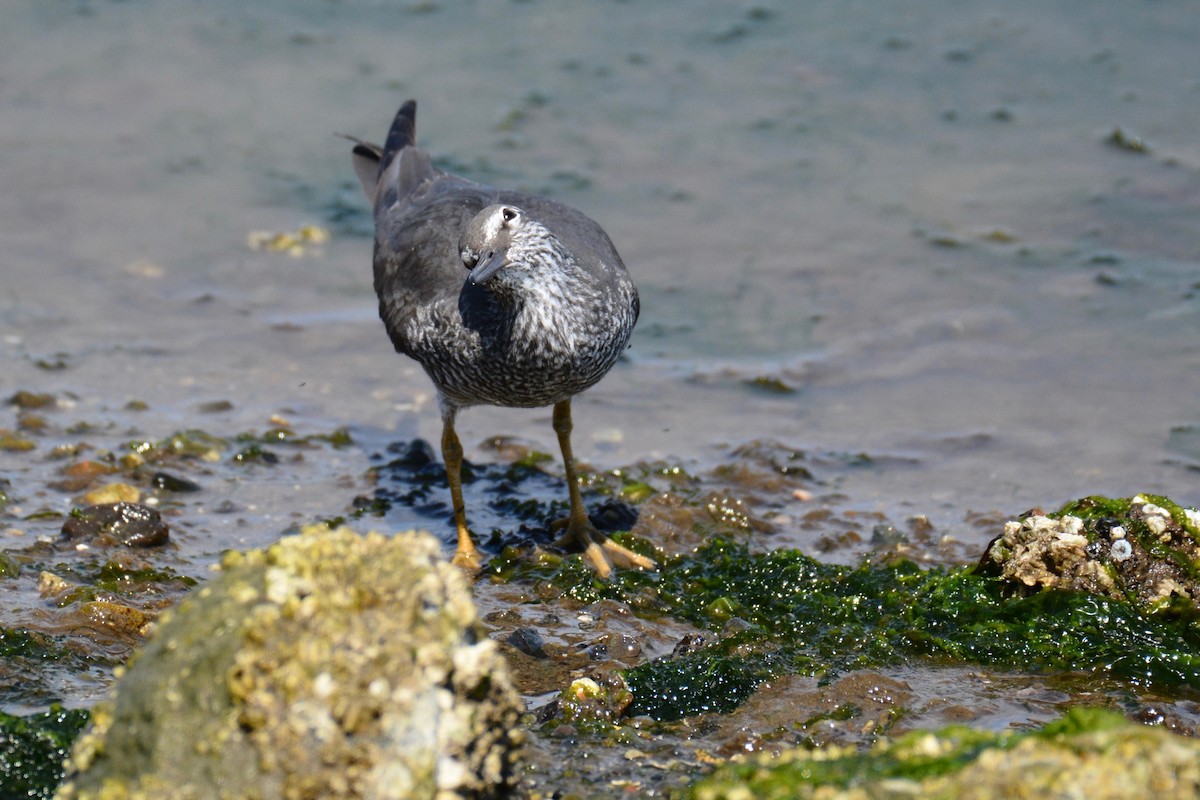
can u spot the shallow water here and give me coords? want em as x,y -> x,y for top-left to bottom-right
2,0 -> 1200,774
5,0 -> 1199,529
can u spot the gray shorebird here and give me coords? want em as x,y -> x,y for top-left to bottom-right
349,100 -> 654,578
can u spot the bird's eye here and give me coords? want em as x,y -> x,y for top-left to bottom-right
501,208 -> 517,223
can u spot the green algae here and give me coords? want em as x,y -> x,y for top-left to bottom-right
0,551 -> 20,579
499,500 -> 1200,721
127,426 -> 353,467
91,562 -> 197,595
686,708 -> 1200,799
127,429 -> 227,461
0,705 -> 90,800
42,559 -> 197,604
234,425 -> 354,449
0,627 -> 73,661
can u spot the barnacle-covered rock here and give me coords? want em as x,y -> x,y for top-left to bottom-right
978,495 -> 1200,612
56,525 -> 524,800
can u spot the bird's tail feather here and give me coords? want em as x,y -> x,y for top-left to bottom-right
378,99 -> 417,178
345,99 -> 428,206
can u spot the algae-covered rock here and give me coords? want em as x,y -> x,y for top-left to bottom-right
56,526 -> 523,800
979,495 -> 1200,611
688,708 -> 1200,800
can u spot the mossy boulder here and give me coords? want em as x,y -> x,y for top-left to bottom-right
55,526 -> 523,800
688,708 -> 1200,799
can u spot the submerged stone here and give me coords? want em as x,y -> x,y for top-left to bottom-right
55,526 -> 523,800
150,471 -> 202,493
60,503 -> 169,548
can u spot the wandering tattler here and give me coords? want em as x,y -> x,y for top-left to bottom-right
349,100 -> 655,577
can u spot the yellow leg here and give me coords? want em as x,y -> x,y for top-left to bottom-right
551,399 -> 656,578
441,408 -> 481,572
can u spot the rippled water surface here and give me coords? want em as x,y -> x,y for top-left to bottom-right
2,0 -> 1199,722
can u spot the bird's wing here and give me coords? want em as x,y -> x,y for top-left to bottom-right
353,102 -> 498,355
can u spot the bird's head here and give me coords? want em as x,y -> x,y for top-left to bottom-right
460,204 -> 557,287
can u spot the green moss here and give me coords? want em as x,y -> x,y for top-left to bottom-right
0,705 -> 90,799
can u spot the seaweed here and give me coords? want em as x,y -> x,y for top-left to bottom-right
0,705 -> 90,800
506,527 -> 1200,721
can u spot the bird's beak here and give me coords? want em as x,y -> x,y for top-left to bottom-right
468,248 -> 507,285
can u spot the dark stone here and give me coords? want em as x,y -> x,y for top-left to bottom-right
506,626 -> 546,658
151,472 -> 202,493
61,503 -> 169,547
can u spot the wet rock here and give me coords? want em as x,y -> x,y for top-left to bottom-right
687,708 -> 1200,799
195,399 -> 234,413
7,390 -> 56,410
869,524 -> 907,546
78,600 -> 152,638
150,471 -> 202,493
977,495 -> 1200,611
671,633 -> 709,658
506,626 -> 546,658
596,632 -> 642,663
545,671 -> 633,731
61,461 -> 117,480
61,503 -> 169,548
0,430 -> 36,452
37,571 -> 72,599
56,526 -> 524,800
80,483 -> 141,506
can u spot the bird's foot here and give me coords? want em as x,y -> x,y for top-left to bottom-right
451,541 -> 484,574
551,516 -> 657,579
